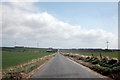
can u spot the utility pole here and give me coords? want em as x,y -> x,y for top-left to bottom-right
106,41 -> 109,50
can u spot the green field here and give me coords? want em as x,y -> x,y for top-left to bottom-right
77,52 -> 119,58
2,47 -> 51,52
2,51 -> 53,69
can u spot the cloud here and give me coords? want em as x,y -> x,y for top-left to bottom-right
2,0 -> 39,2
1,2 -> 118,48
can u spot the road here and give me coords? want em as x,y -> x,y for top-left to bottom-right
31,53 -> 102,78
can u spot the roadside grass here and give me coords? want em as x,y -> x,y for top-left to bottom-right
2,51 -> 53,69
77,52 -> 119,58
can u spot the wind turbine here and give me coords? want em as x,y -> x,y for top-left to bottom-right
106,41 -> 110,50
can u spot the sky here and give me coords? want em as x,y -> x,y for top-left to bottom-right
1,1 -> 118,49
35,2 -> 118,33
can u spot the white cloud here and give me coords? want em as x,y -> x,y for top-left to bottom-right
1,0 -> 119,2
2,0 -> 39,2
1,2 -> 118,48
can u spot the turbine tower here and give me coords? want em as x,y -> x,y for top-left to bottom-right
106,41 -> 109,50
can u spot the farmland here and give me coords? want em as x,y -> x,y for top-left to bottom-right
2,47 -> 57,79
60,49 -> 119,59
2,51 -> 53,69
78,52 -> 119,58
2,47 -> 56,69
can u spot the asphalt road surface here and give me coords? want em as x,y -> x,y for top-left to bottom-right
31,53 -> 101,78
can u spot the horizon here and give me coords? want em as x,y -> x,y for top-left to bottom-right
1,46 -> 119,50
